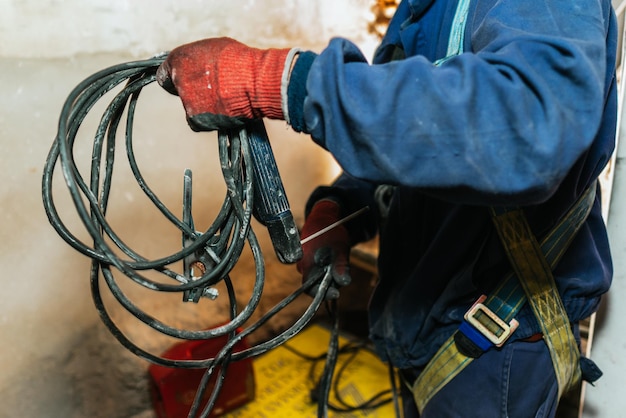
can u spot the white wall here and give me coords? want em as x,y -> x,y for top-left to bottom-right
0,1 -> 379,417
0,0 -> 378,58
582,1 -> 626,416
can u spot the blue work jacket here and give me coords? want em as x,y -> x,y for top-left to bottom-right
289,0 -> 617,369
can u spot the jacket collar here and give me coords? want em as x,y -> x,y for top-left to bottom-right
404,0 -> 438,26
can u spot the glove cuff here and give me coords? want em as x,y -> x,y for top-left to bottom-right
286,51 -> 317,133
252,47 -> 292,119
281,48 -> 303,125
219,46 -> 290,120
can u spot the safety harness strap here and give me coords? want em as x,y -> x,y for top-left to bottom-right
411,182 -> 596,412
490,203 -> 584,397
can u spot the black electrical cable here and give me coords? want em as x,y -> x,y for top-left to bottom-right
387,358 -> 403,417
41,55 -> 337,418
316,300 -> 340,417
286,326 -> 397,415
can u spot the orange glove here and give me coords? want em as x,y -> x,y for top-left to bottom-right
297,200 -> 352,299
157,37 -> 292,131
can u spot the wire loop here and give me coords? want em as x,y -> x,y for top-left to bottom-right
41,56 -> 333,418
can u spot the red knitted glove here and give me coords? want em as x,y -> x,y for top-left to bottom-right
297,200 -> 352,299
157,37 -> 291,131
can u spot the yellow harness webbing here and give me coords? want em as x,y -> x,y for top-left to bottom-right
410,183 -> 596,412
489,205 -> 583,398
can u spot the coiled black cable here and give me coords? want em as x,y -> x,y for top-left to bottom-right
41,55 -> 337,418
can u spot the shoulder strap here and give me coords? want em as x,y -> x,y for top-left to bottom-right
489,187 -> 593,396
411,182 -> 596,412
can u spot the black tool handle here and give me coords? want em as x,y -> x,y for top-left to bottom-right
246,120 -> 303,264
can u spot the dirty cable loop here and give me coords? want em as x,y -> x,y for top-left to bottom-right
41,55 -> 334,418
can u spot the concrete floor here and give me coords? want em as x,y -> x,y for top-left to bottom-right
0,54 -> 338,418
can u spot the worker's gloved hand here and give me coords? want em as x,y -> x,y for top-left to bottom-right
297,199 -> 352,300
156,37 -> 292,131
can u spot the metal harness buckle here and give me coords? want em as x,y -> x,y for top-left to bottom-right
464,295 -> 520,347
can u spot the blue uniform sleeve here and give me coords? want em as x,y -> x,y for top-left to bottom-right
289,0 -> 613,207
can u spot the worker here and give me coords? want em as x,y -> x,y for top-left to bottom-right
156,0 -> 617,416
